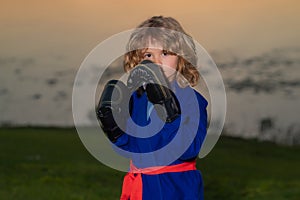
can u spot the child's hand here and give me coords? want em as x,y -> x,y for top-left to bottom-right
127,60 -> 180,122
96,80 -> 130,142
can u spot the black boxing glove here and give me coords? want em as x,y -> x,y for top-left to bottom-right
96,80 -> 130,142
127,60 -> 180,122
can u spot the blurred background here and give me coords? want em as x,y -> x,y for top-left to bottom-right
1,1 -> 300,199
1,0 -> 299,145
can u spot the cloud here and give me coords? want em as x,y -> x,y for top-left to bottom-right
216,47 -> 300,93
53,90 -> 67,101
0,88 -> 8,96
46,78 -> 58,86
32,93 -> 42,100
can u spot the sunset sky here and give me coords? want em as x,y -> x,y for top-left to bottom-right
1,0 -> 299,63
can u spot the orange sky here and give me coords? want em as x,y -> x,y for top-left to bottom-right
1,0 -> 299,64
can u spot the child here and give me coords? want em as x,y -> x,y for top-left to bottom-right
98,16 -> 208,200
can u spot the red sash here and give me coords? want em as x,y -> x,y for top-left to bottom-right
120,160 -> 197,200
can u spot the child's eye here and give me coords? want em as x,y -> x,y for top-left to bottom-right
162,50 -> 171,56
144,53 -> 152,58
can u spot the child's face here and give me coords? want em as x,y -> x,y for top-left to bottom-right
142,46 -> 178,81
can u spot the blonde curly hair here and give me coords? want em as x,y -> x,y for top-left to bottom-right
124,16 -> 200,87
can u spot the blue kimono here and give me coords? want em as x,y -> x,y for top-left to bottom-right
115,81 -> 208,200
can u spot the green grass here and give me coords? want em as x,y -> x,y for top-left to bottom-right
0,127 -> 299,200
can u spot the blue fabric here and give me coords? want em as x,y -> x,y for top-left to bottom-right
115,81 -> 208,200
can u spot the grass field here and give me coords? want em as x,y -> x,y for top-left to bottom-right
0,127 -> 299,200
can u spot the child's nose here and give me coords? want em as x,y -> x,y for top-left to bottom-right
153,56 -> 162,65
